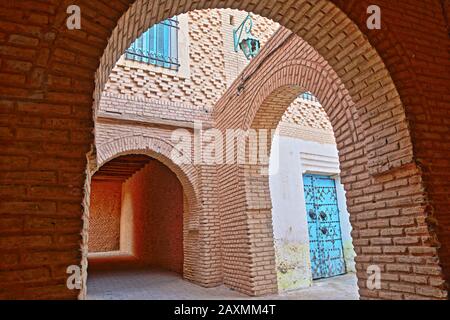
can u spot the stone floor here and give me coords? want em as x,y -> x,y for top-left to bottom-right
87,269 -> 359,300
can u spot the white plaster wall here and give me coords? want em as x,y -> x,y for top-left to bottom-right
269,134 -> 356,292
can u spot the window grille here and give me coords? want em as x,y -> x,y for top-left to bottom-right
125,18 -> 179,70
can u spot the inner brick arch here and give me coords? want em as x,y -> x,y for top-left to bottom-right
90,0 -> 446,299
82,135 -> 201,298
246,61 -> 357,137
241,79 -> 359,297
235,63 -> 363,298
95,135 -> 200,208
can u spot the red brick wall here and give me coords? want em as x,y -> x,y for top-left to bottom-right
88,180 -> 121,252
122,161 -> 184,274
335,0 -> 450,293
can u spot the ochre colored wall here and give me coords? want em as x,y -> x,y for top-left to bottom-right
122,161 -> 184,274
88,180 -> 122,252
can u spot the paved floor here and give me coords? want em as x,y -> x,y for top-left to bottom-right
87,269 -> 359,300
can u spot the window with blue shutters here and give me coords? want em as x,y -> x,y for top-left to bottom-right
125,18 -> 180,70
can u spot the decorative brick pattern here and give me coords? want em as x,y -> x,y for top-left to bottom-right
281,99 -> 333,132
102,10 -> 278,111
99,92 -> 213,127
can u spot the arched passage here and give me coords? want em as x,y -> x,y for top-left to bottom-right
88,155 -> 184,268
91,2 -> 444,299
82,135 -> 202,298
212,29 -> 446,299
91,1 -> 422,297
86,153 -> 187,298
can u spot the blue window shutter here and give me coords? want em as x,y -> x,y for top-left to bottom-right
141,29 -> 148,63
125,18 -> 179,70
152,26 -> 157,64
137,34 -> 144,62
156,22 -> 166,67
163,22 -> 170,68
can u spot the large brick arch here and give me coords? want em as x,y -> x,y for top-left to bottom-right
85,135 -> 202,296
224,58 -> 361,297
1,0 -> 448,300
94,3 -> 424,297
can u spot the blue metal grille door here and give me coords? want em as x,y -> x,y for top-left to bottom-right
303,174 -> 346,279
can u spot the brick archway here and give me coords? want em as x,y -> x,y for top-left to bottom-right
82,135 -> 201,298
1,0 -> 448,300
95,135 -> 200,208
241,79 -> 355,296
94,3 -> 424,298
213,29 -> 447,299
84,0 -> 446,299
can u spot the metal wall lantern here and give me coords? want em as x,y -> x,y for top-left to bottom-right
233,14 -> 261,60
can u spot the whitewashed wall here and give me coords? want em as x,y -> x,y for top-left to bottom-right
269,134 -> 356,292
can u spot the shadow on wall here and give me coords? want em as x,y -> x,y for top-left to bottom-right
88,180 -> 122,252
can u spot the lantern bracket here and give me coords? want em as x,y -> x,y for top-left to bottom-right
233,14 -> 261,60
233,14 -> 254,53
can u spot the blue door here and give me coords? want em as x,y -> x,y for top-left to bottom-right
303,174 -> 346,279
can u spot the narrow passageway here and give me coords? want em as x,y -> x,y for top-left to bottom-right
87,270 -> 358,300
87,154 -> 186,295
